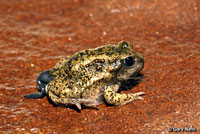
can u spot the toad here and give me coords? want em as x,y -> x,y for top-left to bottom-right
24,41 -> 145,109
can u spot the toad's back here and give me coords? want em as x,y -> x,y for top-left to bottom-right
49,44 -> 124,86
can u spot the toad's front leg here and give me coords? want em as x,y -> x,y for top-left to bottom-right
104,84 -> 145,106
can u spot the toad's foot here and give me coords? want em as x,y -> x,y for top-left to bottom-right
24,90 -> 46,99
104,84 -> 145,105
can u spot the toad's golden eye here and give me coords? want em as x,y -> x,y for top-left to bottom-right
122,56 -> 135,67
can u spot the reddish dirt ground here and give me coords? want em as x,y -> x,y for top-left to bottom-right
0,0 -> 199,133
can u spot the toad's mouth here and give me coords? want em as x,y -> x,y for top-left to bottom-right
119,73 -> 143,92
129,62 -> 144,77
129,72 -> 143,81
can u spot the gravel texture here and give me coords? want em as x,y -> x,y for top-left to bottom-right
0,0 -> 199,133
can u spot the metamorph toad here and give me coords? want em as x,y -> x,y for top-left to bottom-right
24,41 -> 145,109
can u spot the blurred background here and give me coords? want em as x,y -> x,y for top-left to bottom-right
0,0 -> 199,133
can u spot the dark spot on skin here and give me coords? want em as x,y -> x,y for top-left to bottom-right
106,52 -> 111,55
79,52 -> 85,57
74,56 -> 78,61
110,92 -> 113,97
68,85 -> 73,89
85,50 -> 89,55
68,59 -> 72,65
98,48 -> 103,52
90,51 -> 95,55
69,65 -> 72,70
68,75 -> 72,79
80,92 -> 83,98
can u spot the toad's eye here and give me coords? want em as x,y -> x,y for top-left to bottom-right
123,56 -> 135,67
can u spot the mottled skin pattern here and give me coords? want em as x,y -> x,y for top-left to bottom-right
25,41 -> 145,109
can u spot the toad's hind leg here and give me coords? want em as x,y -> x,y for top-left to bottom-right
47,89 -> 83,109
104,84 -> 145,105
47,88 -> 101,110
24,70 -> 52,99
